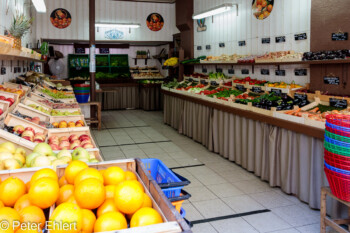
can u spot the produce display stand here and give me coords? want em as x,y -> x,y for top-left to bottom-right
4,113 -> 48,133
28,92 -> 55,105
22,97 -> 52,112
3,82 -> 31,98
0,91 -> 19,112
55,159 -> 191,233
47,129 -> 98,149
0,129 -> 35,154
13,103 -> 51,122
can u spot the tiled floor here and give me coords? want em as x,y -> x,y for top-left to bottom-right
91,110 -> 335,233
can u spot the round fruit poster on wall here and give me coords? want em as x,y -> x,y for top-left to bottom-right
252,0 -> 274,20
146,13 -> 164,32
50,8 -> 72,29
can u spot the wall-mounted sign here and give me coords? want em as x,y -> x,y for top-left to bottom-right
275,70 -> 286,76
241,69 -> 249,75
206,45 -> 211,50
105,29 -> 124,40
197,46 -> 202,50
295,69 -> 307,76
330,98 -> 348,108
324,76 -> 340,85
332,32 -> 348,41
238,41 -> 246,46
75,48 -> 85,54
252,0 -> 274,20
146,13 -> 164,32
275,36 -> 286,43
50,8 -> 72,29
219,43 -> 225,48
202,68 -> 207,73
197,19 -> 207,32
295,33 -> 307,41
216,68 -> 223,73
228,69 -> 235,74
261,69 -> 270,75
99,48 -> 110,54
262,38 -> 270,44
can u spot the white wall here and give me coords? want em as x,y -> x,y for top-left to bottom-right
193,0 -> 311,85
34,0 -> 179,41
0,0 -> 36,82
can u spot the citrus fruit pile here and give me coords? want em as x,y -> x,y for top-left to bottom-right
0,161 -> 164,233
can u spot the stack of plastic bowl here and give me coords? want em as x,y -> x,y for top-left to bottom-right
324,114 -> 350,202
73,84 -> 90,103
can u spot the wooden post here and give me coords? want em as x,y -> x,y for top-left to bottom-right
89,0 -> 96,101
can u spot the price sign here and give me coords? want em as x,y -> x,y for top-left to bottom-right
200,80 -> 207,84
241,69 -> 249,75
294,93 -> 307,101
262,38 -> 270,44
324,76 -> 340,85
275,36 -> 286,43
210,81 -> 217,86
275,70 -> 286,76
332,32 -> 348,41
295,69 -> 307,76
216,68 -> 223,73
236,85 -> 246,92
197,46 -> 202,50
271,88 -> 282,95
238,41 -> 246,46
330,98 -> 348,108
75,48 -> 85,54
228,69 -> 234,74
252,86 -> 262,93
261,69 -> 270,75
219,43 -> 225,48
202,68 -> 207,73
188,78 -> 194,82
294,33 -> 307,41
206,45 -> 211,50
99,48 -> 110,54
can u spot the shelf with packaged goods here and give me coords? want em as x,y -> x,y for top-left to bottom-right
0,48 -> 43,63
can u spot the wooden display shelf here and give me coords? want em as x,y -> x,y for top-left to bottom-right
162,89 -> 324,139
183,59 -> 350,66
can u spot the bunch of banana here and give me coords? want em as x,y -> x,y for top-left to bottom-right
163,57 -> 179,66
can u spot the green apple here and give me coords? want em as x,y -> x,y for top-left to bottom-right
31,155 -> 51,167
72,147 -> 90,161
26,153 -> 41,167
89,159 -> 99,163
0,142 -> 16,154
33,143 -> 53,157
57,150 -> 72,159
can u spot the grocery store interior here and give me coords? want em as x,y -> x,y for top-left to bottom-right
0,0 -> 350,233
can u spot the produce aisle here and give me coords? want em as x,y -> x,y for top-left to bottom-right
93,110 -> 322,233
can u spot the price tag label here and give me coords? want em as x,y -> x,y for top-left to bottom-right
332,32 -> 348,41
236,85 -> 246,91
262,38 -> 270,44
228,69 -> 234,74
197,46 -> 202,50
75,48 -> 86,54
275,70 -> 286,76
330,98 -> 348,108
295,69 -> 307,76
261,69 -> 270,75
238,41 -> 246,46
324,76 -> 340,85
219,43 -> 225,48
252,86 -> 262,93
206,45 -> 211,50
188,78 -> 194,82
275,36 -> 286,43
271,88 -> 282,95
216,68 -> 223,73
294,33 -> 307,41
210,81 -> 217,86
202,68 -> 207,73
99,48 -> 110,54
241,69 -> 249,75
294,93 -> 307,101
200,80 -> 207,84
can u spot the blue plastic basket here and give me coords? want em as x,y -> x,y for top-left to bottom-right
326,122 -> 350,132
325,135 -> 350,148
142,158 -> 190,198
325,161 -> 350,175
75,94 -> 90,103
180,207 -> 186,218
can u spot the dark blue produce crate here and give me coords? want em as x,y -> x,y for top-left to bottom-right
180,207 -> 186,218
142,158 -> 190,198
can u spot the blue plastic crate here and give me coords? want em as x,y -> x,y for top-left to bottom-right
325,161 -> 350,175
180,207 -> 186,218
325,135 -> 350,148
142,158 -> 190,198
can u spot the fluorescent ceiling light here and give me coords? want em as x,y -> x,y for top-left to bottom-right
32,0 -> 46,13
192,3 -> 235,19
95,23 -> 141,29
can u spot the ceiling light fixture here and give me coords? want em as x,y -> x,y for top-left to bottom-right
32,0 -> 46,13
95,23 -> 141,29
192,3 -> 238,19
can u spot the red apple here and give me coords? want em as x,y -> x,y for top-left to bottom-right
49,143 -> 59,150
78,134 -> 90,141
80,139 -> 92,145
14,125 -> 25,134
69,134 -> 78,143
22,130 -> 34,138
0,109 -> 3,116
22,136 -> 34,142
59,141 -> 70,149
82,143 -> 94,149
0,96 -> 6,100
59,136 -> 69,142
34,132 -> 46,142
70,142 -> 81,150
25,127 -> 35,134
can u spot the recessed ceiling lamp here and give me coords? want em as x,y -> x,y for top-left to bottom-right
32,0 -> 46,13
95,23 -> 141,29
192,3 -> 238,19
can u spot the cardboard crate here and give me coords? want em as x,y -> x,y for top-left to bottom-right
34,86 -> 77,103
47,129 -> 97,149
22,97 -> 52,112
0,100 -> 10,121
12,103 -> 51,122
0,91 -> 19,112
54,159 -> 190,233
3,82 -> 31,94
29,93 -> 55,106
0,129 -> 35,154
4,114 -> 48,138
